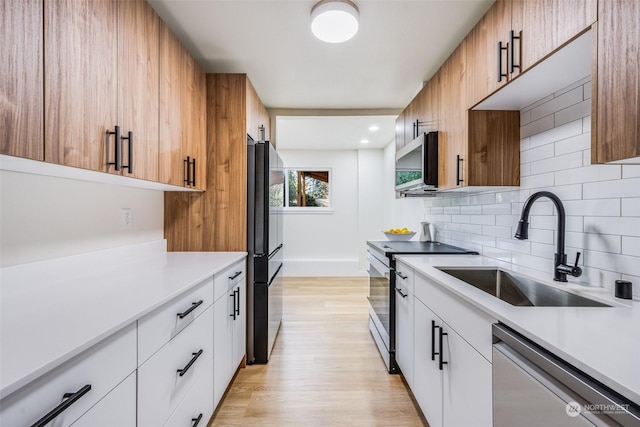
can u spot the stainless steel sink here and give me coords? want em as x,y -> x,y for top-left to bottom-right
436,267 -> 611,307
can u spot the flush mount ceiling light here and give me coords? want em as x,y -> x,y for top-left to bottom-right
311,0 -> 359,43
360,139 -> 370,144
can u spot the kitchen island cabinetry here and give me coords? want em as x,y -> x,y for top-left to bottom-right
0,0 -> 43,161
592,0 -> 640,164
394,261 -> 415,388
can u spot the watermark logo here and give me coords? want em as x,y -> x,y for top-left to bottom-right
566,401 -> 581,417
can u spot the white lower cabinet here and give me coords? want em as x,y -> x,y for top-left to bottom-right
138,306 -> 214,427
394,271 -> 414,388
71,373 -> 136,427
163,356 -> 214,427
408,269 -> 495,427
0,324 -> 136,427
213,271 -> 246,408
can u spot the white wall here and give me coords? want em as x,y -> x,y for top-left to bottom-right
0,170 -> 164,267
384,77 -> 640,297
280,149 -> 387,276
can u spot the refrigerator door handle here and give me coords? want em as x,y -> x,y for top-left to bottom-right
268,244 -> 283,260
268,263 -> 283,286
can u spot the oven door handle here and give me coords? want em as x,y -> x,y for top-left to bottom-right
367,252 -> 391,279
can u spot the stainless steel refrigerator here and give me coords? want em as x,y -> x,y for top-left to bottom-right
246,136 -> 284,364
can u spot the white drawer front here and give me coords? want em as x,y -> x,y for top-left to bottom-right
395,261 -> 415,295
0,324 -> 136,427
214,261 -> 245,301
70,372 -> 136,427
414,272 -> 496,361
138,277 -> 214,364
138,306 -> 214,427
162,359 -> 214,427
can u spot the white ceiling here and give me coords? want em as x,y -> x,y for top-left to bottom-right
276,115 -> 397,149
148,0 -> 494,149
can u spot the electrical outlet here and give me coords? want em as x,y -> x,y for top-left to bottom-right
121,208 -> 132,230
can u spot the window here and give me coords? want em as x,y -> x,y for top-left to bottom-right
284,169 -> 331,208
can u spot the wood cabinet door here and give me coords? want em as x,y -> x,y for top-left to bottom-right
593,0 -> 640,163
403,100 -> 416,145
514,0 -> 596,73
413,300 -> 443,427
437,43 -> 468,191
442,324 -> 492,427
158,23 -> 184,187
182,52 -> 207,190
44,0 -> 118,172
118,0 -> 159,181
466,0 -> 512,106
1,0 -> 43,160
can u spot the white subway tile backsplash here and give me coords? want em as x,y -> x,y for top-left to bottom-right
584,177 -> 640,199
530,151 -> 583,175
553,133 -> 591,157
529,119 -> 582,148
565,231 -> 621,254
555,165 -> 621,185
622,237 -> 640,257
521,172 -> 555,189
622,198 -> 640,216
554,99 -> 591,127
521,143 -> 555,164
427,77 -> 640,290
521,114 -> 555,139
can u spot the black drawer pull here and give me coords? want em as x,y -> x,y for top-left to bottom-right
184,156 -> 191,186
177,300 -> 203,319
509,30 -> 521,74
230,289 -> 237,320
192,413 -> 203,427
456,155 -> 464,186
431,320 -> 438,361
439,327 -> 448,371
229,271 -> 242,280
396,271 -> 408,280
497,41 -> 508,82
177,349 -> 203,376
235,286 -> 241,316
395,287 -> 408,298
31,384 -> 91,427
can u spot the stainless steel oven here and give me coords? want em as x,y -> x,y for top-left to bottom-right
367,248 -> 393,371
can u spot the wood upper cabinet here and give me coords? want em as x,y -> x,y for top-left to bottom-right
117,0 -> 159,181
466,0 -> 512,106
246,79 -> 270,141
44,0 -> 118,172
0,0 -> 43,161
165,74 -> 268,252
592,0 -> 640,164
395,110 -> 405,152
159,23 -> 206,190
512,0 -> 597,74
438,39 -> 520,191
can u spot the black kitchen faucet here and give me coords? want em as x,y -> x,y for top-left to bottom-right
514,191 -> 582,282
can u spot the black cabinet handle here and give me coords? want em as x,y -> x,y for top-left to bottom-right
177,349 -> 203,376
184,156 -> 191,186
497,41 -> 508,82
30,384 -> 91,427
229,271 -> 242,280
191,157 -> 196,187
509,30 -> 521,74
192,414 -> 203,427
122,131 -> 133,173
395,287 -> 408,298
438,327 -> 448,371
177,300 -> 203,319
396,271 -> 408,280
230,289 -> 237,320
235,286 -> 241,316
456,155 -> 464,186
431,320 -> 437,361
107,125 -> 121,171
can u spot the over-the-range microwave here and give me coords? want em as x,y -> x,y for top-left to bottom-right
395,131 -> 438,197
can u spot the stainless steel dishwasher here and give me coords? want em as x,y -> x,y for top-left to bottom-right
492,324 -> 640,427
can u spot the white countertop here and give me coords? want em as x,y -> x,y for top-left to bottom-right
395,254 -> 640,404
0,241 -> 247,399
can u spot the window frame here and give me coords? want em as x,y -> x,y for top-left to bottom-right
283,167 -> 333,212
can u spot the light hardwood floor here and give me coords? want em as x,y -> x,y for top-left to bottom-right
209,277 -> 427,427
